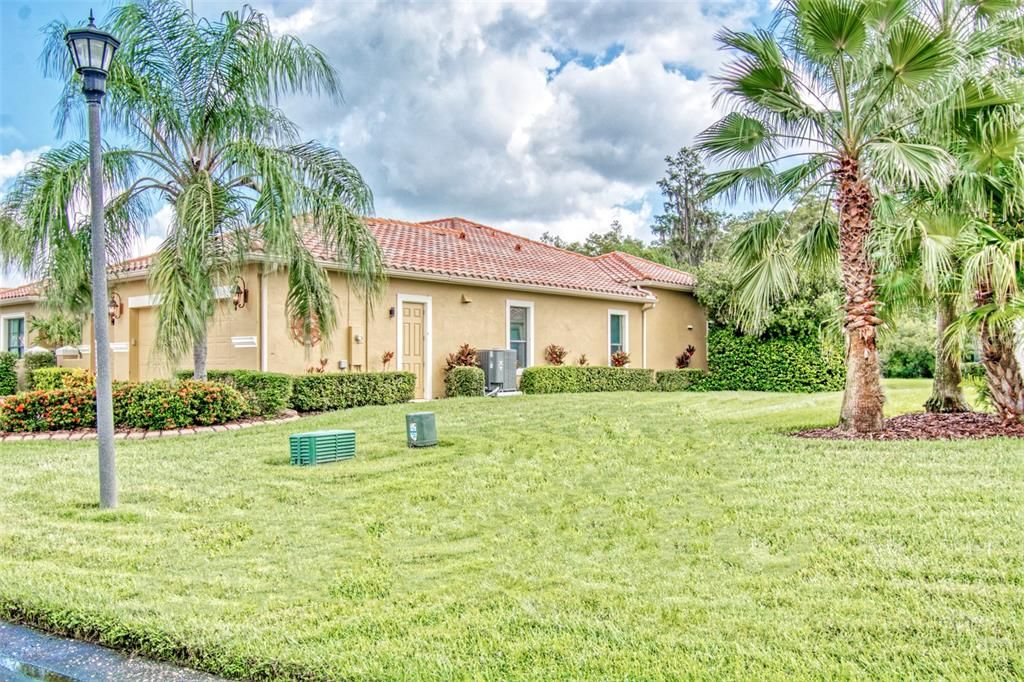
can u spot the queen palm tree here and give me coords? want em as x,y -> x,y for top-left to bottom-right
697,0 -> 1019,432
0,0 -> 382,379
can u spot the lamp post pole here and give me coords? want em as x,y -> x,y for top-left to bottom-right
66,12 -> 120,509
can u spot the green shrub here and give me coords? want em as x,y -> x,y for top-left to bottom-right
445,366 -> 485,397
180,369 -> 293,417
290,372 -> 417,412
697,328 -> 845,393
962,361 -> 985,380
0,381 -> 247,432
656,368 -> 706,391
112,380 -> 246,430
24,350 -> 56,388
0,352 -> 17,396
880,316 -> 935,378
31,367 -> 89,391
519,366 -> 655,394
0,388 -> 96,432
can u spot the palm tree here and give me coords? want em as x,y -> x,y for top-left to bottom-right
697,0 -> 1018,432
874,201 -> 970,413
0,0 -> 382,379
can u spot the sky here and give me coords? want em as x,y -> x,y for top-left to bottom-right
0,0 -> 777,287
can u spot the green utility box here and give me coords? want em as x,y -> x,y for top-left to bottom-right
406,412 -> 438,448
289,430 -> 356,466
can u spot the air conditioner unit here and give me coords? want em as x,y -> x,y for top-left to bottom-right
477,349 -> 518,393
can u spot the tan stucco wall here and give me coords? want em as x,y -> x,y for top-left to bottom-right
0,268 -> 707,394
644,286 -> 708,371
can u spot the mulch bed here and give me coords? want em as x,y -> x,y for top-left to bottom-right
795,411 -> 1024,441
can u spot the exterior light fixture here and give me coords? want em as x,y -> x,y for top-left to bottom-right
65,10 -> 120,102
389,306 -> 396,319
67,10 -> 120,509
108,292 -> 123,325
232,277 -> 248,310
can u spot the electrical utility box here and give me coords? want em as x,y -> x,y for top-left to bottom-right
406,412 -> 438,448
477,349 -> 518,392
289,430 -> 356,466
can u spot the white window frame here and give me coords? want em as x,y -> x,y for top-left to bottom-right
505,299 -> 534,372
1,313 -> 26,357
396,293 -> 433,399
608,309 -> 629,364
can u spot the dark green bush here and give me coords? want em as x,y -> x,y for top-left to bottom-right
24,350 -> 56,388
697,328 -> 845,392
31,367 -> 86,391
519,366 -> 655,394
880,316 -> 935,378
445,366 -> 485,397
0,352 -> 17,396
656,369 -> 706,391
962,361 -> 985,380
882,348 -> 934,378
180,369 -> 293,417
290,371 -> 416,412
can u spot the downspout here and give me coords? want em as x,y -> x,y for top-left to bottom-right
642,302 -> 655,369
259,272 -> 269,371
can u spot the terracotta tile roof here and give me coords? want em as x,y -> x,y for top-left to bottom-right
594,251 -> 697,288
0,283 -> 40,301
0,217 -> 697,304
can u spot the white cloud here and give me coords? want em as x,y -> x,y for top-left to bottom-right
0,146 -> 48,188
251,0 -> 764,243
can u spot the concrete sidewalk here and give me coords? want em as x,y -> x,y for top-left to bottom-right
0,621 -> 223,681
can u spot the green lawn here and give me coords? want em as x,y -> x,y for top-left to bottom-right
1,380 -> 1022,680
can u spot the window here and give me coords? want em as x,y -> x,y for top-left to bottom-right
608,310 -> 628,359
506,300 -> 533,370
4,317 -> 25,357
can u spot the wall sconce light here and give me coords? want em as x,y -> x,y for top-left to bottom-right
389,306 -> 396,319
108,292 -> 123,325
232,276 -> 249,310
461,294 -> 472,304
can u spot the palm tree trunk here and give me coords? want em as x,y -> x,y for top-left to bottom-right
192,331 -> 208,380
979,321 -> 1024,424
835,155 -> 885,433
924,296 -> 968,413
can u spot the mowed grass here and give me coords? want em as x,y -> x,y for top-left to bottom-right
1,379 -> 1022,680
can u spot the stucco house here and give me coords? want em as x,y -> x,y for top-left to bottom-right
0,216 -> 706,399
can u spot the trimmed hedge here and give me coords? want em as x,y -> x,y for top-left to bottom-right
31,367 -> 88,391
519,366 -> 655,394
698,328 -> 845,393
0,380 -> 245,432
290,371 -> 416,412
656,368 -> 706,392
445,366 -> 485,397
179,369 -> 293,417
0,352 -> 17,396
24,350 -> 56,388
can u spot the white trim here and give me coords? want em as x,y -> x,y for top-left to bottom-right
628,280 -> 695,293
505,299 -> 535,371
608,309 -> 629,364
77,344 -> 91,354
127,294 -> 161,308
260,274 -> 269,371
396,294 -> 433,399
231,336 -> 258,349
0,313 -> 26,356
110,342 -> 129,353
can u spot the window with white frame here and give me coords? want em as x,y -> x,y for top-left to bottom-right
4,317 -> 25,357
608,310 -> 628,359
506,301 -> 533,370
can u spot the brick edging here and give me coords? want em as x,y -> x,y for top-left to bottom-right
0,414 -> 302,443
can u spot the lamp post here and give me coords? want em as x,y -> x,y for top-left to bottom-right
66,12 -> 120,509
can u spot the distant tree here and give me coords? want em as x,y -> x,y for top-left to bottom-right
652,147 -> 723,267
540,221 -> 675,265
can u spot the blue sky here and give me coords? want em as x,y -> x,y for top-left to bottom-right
1,0 -> 775,286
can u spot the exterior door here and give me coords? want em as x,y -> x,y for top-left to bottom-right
402,302 -> 425,399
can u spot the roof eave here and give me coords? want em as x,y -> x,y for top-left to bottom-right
630,280 -> 696,293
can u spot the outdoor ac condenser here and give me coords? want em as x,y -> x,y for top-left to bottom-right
478,349 -> 518,392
